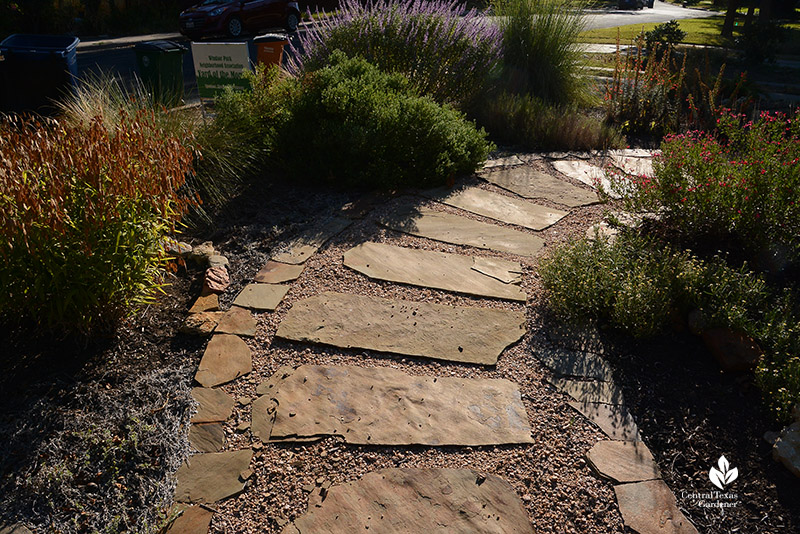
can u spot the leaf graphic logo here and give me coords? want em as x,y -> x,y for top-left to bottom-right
709,455 -> 739,490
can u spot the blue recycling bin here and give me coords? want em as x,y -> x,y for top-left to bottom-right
0,34 -> 80,115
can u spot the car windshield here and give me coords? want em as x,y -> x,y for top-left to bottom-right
200,0 -> 228,5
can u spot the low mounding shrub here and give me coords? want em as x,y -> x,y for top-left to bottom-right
610,110 -> 800,266
540,232 -> 800,421
290,0 -> 502,107
0,113 -> 193,331
274,53 -> 492,188
493,0 -> 589,106
475,91 -> 624,151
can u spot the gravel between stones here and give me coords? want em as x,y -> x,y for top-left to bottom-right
197,161 -> 626,533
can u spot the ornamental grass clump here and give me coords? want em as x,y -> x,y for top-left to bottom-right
290,0 -> 502,107
0,113 -> 194,332
493,0 -> 589,106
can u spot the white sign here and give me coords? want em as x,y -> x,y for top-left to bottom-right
191,42 -> 251,98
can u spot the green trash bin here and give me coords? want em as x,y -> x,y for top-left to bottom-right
134,40 -> 187,107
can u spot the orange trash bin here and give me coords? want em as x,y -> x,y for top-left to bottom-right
253,34 -> 289,67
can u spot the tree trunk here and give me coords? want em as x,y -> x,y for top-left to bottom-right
722,0 -> 740,37
759,0 -> 774,22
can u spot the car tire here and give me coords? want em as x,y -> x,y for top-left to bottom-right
227,16 -> 243,37
285,11 -> 299,33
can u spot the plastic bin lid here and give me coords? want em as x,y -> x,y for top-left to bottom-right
0,34 -> 80,52
135,40 -> 187,53
253,33 -> 289,43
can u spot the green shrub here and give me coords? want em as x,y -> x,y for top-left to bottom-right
274,53 -> 493,188
540,233 -> 705,337
0,113 -> 193,332
610,110 -> 800,264
644,20 -> 686,54
475,91 -> 624,150
492,0 -> 589,106
292,0 -> 502,108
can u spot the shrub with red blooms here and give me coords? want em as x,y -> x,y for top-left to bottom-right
0,113 -> 194,332
611,110 -> 800,262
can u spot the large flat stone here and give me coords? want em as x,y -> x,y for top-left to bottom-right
472,256 -> 522,284
166,505 -> 213,534
552,160 -> 621,199
276,292 -> 526,365
614,480 -> 699,534
535,348 -> 614,381
587,441 -> 660,483
253,261 -> 305,284
214,306 -> 257,337
191,387 -> 234,423
189,423 -> 226,453
271,217 -> 351,264
568,401 -> 641,441
552,378 -> 624,404
380,205 -> 545,257
286,468 -> 534,534
343,242 -> 526,301
482,166 -> 598,207
422,185 -> 567,230
195,335 -> 252,388
232,284 -> 289,311
609,154 -> 654,177
174,450 -> 253,504
263,365 -> 534,446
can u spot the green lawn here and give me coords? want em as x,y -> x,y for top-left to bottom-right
580,16 -> 800,55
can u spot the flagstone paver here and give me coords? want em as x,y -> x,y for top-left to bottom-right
471,256 -> 523,284
568,401 -> 642,441
189,423 -> 226,453
482,166 -> 599,207
166,506 -> 214,534
535,347 -> 614,381
483,155 -> 525,169
284,468 -> 535,534
271,218 -> 352,265
276,292 -> 526,365
587,441 -> 661,483
614,480 -> 699,534
190,387 -> 234,423
257,365 -> 534,446
174,450 -> 253,504
552,160 -> 622,199
189,293 -> 219,313
422,185 -> 568,231
253,261 -> 305,284
195,335 -> 252,388
380,205 -> 545,257
214,306 -> 257,337
343,242 -> 526,301
231,284 -> 289,311
551,378 -> 624,404
609,154 -> 654,177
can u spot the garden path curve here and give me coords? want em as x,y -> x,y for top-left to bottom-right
168,149 -> 699,534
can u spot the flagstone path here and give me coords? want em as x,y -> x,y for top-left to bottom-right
169,151 -> 698,534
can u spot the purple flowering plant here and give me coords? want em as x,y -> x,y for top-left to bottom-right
289,0 -> 502,107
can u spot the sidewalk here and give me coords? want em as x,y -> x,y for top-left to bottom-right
76,32 -> 184,52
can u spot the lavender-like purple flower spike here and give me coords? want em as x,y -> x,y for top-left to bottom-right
287,0 -> 502,107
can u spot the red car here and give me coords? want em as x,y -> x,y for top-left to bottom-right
179,0 -> 301,39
